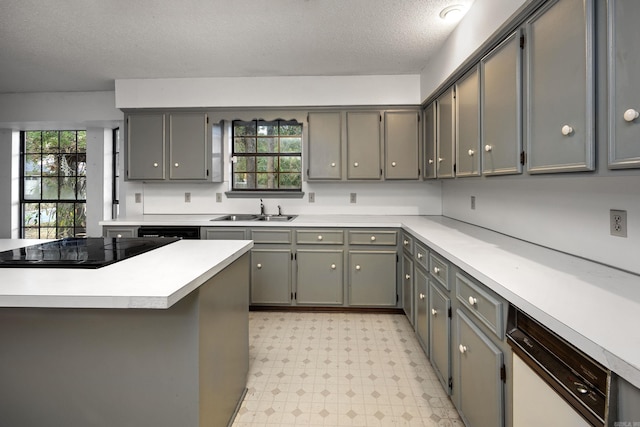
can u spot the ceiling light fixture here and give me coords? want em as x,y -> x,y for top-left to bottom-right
439,4 -> 466,22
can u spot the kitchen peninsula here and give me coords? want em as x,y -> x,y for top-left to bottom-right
0,238 -> 253,427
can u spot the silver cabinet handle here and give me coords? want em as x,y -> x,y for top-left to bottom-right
433,267 -> 441,275
468,149 -> 475,156
484,145 -> 493,152
468,296 -> 477,306
391,161 -> 397,167
459,344 -> 467,354
331,264 -> 336,270
419,293 -> 425,300
405,274 -> 411,280
153,162 -> 159,167
116,234 -> 123,238
355,265 -> 361,271
431,308 -> 437,316
624,108 -> 639,122
174,162 -> 180,167
317,235 -> 323,241
403,239 -> 409,246
256,263 -> 262,269
438,158 -> 444,163
428,159 -> 434,164
354,162 -> 359,167
561,125 -> 574,136
417,253 -> 423,259
370,236 -> 376,241
330,162 -> 336,167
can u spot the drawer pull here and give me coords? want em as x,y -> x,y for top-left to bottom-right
331,162 -> 336,167
468,296 -> 477,306
624,108 -> 639,122
459,344 -> 468,354
428,159 -> 434,164
417,253 -> 423,259
355,265 -> 361,271
391,161 -> 397,167
330,264 -> 336,270
403,239 -> 409,246
561,124 -> 574,136
433,266 -> 441,275
468,149 -> 475,156
438,157 -> 444,163
419,293 -> 425,300
153,162 -> 159,167
431,309 -> 437,316
370,236 -> 376,241
484,144 -> 493,152
405,274 -> 411,280
256,263 -> 262,269
354,162 -> 359,167
317,235 -> 323,241
174,162 -> 180,167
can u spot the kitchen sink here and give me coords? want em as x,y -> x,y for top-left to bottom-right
211,214 -> 297,222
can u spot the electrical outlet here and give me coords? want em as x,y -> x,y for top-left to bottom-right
309,192 -> 315,203
610,209 -> 627,237
185,192 -> 191,203
350,193 -> 357,203
135,193 -> 142,203
216,193 -> 222,203
471,196 -> 476,210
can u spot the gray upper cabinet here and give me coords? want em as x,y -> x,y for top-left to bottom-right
307,112 -> 342,180
436,87 -> 456,178
384,111 -> 420,179
424,103 -> 437,179
347,111 -> 382,179
126,111 -> 213,181
608,0 -> 640,168
525,0 -> 595,173
481,31 -> 523,176
127,113 -> 165,180
455,66 -> 481,177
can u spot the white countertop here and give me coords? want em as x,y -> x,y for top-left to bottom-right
0,239 -> 253,310
102,214 -> 640,388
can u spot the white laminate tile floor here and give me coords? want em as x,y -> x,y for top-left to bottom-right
232,311 -> 463,427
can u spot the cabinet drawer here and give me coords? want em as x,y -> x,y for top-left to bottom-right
401,232 -> 414,253
429,253 -> 449,290
202,227 -> 247,240
250,229 -> 292,244
296,229 -> 344,245
456,273 -> 505,339
414,242 -> 428,270
104,227 -> 137,238
348,230 -> 397,246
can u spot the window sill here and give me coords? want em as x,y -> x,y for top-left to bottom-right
225,191 -> 305,199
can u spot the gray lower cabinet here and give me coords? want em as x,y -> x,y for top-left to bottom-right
402,253 -> 414,326
436,87 -> 456,178
430,281 -> 451,394
347,111 -> 382,180
481,30 -> 523,176
348,250 -> 397,306
250,249 -> 292,305
456,310 -> 504,427
424,102 -> 437,179
525,0 -> 595,173
307,112 -> 342,180
608,0 -> 640,168
103,226 -> 138,238
384,111 -> 420,179
414,267 -> 429,354
295,250 -> 344,305
455,65 -> 481,177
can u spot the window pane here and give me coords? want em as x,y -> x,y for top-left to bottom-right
42,177 -> 58,199
279,123 -> 302,136
234,137 -> 256,153
42,154 -> 58,176
280,137 -> 302,153
60,131 -> 76,152
233,121 -> 256,137
279,156 -> 301,172
59,154 -> 77,176
256,173 -> 277,189
77,131 -> 87,152
58,228 -> 75,238
25,132 -> 42,153
40,227 -> 57,239
257,121 -> 277,136
24,177 -> 41,200
59,177 -> 76,199
75,203 -> 87,228
233,172 -> 255,189
24,155 -> 41,176
234,156 -> 255,173
23,227 -> 40,239
40,203 -> 56,227
257,137 -> 276,153
56,203 -> 75,228
256,156 -> 277,173
42,131 -> 59,152
23,203 -> 40,227
279,173 -> 301,189
76,177 -> 87,199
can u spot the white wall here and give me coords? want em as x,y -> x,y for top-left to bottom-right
116,75 -> 421,109
85,128 -> 113,237
0,130 -> 20,238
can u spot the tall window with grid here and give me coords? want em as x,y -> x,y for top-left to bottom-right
232,120 -> 302,191
21,130 -> 87,238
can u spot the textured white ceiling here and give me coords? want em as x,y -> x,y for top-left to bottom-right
0,0 -> 474,93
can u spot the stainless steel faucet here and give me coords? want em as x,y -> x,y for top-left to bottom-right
277,205 -> 283,216
260,198 -> 265,216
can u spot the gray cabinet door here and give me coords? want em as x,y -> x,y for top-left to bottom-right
250,249 -> 292,305
402,253 -> 414,326
429,282 -> 451,394
424,103 -> 437,179
307,112 -> 342,180
608,0 -> 640,168
525,0 -> 595,173
384,111 -> 420,179
436,87 -> 456,178
202,227 -> 247,240
456,310 -> 504,427
168,112 -> 208,180
126,113 -> 165,180
296,250 -> 344,305
456,66 -> 481,177
347,111 -> 382,179
349,251 -> 397,306
415,267 -> 429,354
481,31 -> 523,176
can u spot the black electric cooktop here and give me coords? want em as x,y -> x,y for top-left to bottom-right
0,237 -> 180,269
